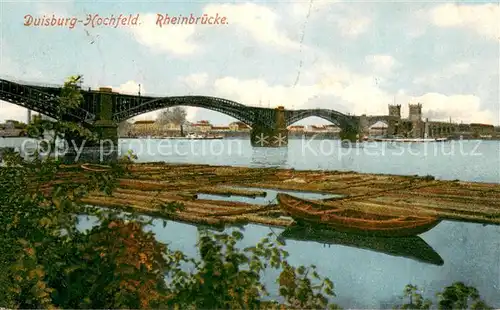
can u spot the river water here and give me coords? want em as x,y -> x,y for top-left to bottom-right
3,137 -> 500,307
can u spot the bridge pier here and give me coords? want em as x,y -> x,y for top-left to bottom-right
63,87 -> 118,164
250,127 -> 288,147
251,106 -> 288,147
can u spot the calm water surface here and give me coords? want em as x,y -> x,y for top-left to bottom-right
3,137 -> 500,307
122,138 -> 500,307
121,138 -> 500,183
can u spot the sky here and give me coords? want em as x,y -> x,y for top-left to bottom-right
0,0 -> 499,126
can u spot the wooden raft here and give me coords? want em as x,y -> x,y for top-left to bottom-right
43,163 -> 500,228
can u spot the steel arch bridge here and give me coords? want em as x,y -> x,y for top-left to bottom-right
0,78 -> 95,123
285,108 -> 359,130
113,95 -> 259,126
0,78 -> 359,131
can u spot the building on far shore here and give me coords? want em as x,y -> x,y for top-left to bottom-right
130,120 -> 157,136
211,126 -> 230,132
229,121 -> 251,132
369,121 -> 388,136
287,125 -> 304,132
470,123 -> 495,138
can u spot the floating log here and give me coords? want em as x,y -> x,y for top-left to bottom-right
23,162 -> 500,229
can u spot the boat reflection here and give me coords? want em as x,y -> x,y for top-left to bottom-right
278,225 -> 444,266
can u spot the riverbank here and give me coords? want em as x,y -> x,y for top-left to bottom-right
38,162 -> 500,228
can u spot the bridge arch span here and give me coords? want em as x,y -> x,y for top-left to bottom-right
113,95 -> 255,127
285,109 -> 358,129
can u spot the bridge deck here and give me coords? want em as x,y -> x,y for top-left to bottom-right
39,163 -> 500,227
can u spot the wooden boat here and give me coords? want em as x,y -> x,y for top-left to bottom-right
279,225 -> 444,266
276,193 -> 441,237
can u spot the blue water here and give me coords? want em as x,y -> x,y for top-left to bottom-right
197,186 -> 340,205
120,138 -> 500,183
4,137 -> 500,307
117,138 -> 500,308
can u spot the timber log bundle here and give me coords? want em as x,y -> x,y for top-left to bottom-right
32,163 -> 500,228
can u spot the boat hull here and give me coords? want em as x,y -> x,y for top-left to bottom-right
371,138 -> 448,143
277,193 -> 440,237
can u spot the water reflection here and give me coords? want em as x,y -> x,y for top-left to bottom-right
250,147 -> 288,167
197,186 -> 340,205
279,225 -> 444,266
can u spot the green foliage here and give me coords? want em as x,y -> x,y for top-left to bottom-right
167,229 -> 338,309
395,283 -> 491,310
395,284 -> 432,309
437,282 -> 491,310
118,149 -> 138,164
339,125 -> 359,142
0,76 -> 492,309
0,75 -> 341,309
58,75 -> 84,114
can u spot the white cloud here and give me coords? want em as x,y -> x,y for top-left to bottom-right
114,81 -> 157,122
337,17 -> 371,37
413,62 -> 470,86
129,13 -> 197,55
188,55 -> 494,125
365,54 -> 399,75
429,3 -> 500,40
0,102 -> 28,123
130,3 -> 301,55
114,80 -> 144,95
414,93 -> 494,124
213,76 -> 319,109
204,3 -> 300,49
179,73 -> 209,90
0,55 -> 45,123
207,61 -> 393,116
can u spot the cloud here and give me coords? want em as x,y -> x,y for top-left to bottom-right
189,56 -> 495,125
114,81 -> 156,122
429,3 -> 500,40
365,54 -> 399,75
0,102 -> 28,123
206,62 -> 393,116
337,16 -> 371,37
414,93 -> 494,124
178,73 -> 209,90
204,3 -> 300,49
213,76 -> 319,109
413,62 -> 470,86
130,3 -> 300,55
129,13 -> 198,55
114,80 -> 145,95
0,55 -> 45,123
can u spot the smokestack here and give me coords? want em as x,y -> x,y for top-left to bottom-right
27,110 -> 32,124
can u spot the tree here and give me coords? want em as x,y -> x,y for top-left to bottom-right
157,107 -> 187,125
395,283 -> 491,310
396,284 -> 432,309
118,121 -> 132,137
437,282 -> 491,310
0,76 -> 339,308
0,76 -> 493,309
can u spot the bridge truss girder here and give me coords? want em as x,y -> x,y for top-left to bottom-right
285,109 -> 359,130
113,95 -> 262,127
0,79 -> 95,123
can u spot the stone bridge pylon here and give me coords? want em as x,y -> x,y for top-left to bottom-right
358,104 -> 402,137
